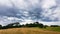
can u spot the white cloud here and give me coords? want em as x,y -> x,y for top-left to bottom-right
41,0 -> 60,21
0,0 -> 12,7
20,19 -> 34,25
0,16 -> 24,26
41,0 -> 56,9
0,0 -> 60,26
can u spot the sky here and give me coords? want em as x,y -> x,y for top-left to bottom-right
0,0 -> 60,26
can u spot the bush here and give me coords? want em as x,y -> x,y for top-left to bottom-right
44,25 -> 48,28
50,25 -> 59,27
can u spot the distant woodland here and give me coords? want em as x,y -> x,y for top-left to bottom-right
0,22 -> 60,29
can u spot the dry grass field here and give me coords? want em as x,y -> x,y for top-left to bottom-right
0,28 -> 60,34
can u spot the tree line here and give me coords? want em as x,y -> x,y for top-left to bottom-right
0,22 -> 59,29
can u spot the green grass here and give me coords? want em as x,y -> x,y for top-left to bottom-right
43,27 -> 60,32
20,27 -> 60,32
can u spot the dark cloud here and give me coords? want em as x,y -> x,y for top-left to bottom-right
0,0 -> 60,26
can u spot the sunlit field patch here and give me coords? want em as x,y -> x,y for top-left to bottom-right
0,27 -> 60,34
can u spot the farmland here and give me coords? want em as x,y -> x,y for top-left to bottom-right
0,27 -> 60,34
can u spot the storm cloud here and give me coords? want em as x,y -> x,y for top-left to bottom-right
0,0 -> 60,26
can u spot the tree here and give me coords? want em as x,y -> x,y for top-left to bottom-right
50,25 -> 59,27
38,23 -> 43,28
6,22 -> 20,28
0,25 -> 2,29
25,22 -> 44,28
34,22 -> 39,24
44,25 -> 48,28
34,22 -> 44,28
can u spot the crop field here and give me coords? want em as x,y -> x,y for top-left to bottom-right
0,27 -> 60,34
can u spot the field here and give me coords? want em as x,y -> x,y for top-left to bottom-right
44,27 -> 60,32
0,27 -> 60,34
